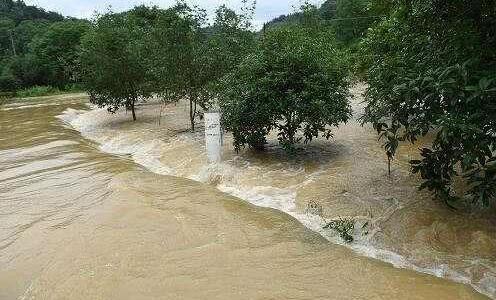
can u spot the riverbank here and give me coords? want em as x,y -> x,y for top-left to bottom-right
0,90 -> 86,108
0,93 -> 87,110
56,84 -> 496,298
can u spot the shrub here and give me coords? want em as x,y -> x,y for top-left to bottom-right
323,217 -> 355,243
219,25 -> 351,153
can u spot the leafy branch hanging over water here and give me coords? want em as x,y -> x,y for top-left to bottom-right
361,0 -> 496,207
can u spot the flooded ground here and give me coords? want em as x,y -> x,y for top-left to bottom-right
0,90 -> 494,299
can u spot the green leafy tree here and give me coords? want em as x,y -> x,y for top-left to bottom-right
196,3 -> 256,108
361,0 -> 496,207
0,17 -> 16,57
10,53 -> 48,87
145,2 -> 207,130
320,0 -> 337,20
219,25 -> 351,153
80,11 -> 152,121
0,58 -> 17,91
0,1 -> 88,93
148,2 -> 255,131
30,20 -> 90,88
0,0 -> 63,24
0,17 -> 17,91
14,19 -> 50,55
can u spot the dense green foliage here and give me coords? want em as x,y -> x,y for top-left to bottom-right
334,0 -> 372,43
0,0 -> 88,94
146,3 -> 255,129
264,0 -> 387,44
262,0 -> 496,207
81,2 -> 255,124
219,24 -> 351,152
199,4 -> 256,97
145,4 -> 208,128
80,9 -> 155,121
361,0 -> 496,206
0,0 -> 63,23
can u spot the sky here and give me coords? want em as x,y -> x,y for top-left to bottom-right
25,0 -> 324,29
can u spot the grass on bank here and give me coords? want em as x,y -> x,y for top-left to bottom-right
15,85 -> 83,98
0,85 -> 84,107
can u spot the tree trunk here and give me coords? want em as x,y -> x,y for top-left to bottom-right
288,128 -> 295,145
189,95 -> 196,132
158,103 -> 164,126
387,156 -> 391,178
286,113 -> 295,145
131,98 -> 137,122
9,30 -> 16,57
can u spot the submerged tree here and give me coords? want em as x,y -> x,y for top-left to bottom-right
80,2 -> 255,126
219,24 -> 351,153
148,1 -> 256,131
80,11 -> 152,121
146,2 -> 207,131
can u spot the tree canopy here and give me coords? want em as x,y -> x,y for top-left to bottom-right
80,2 -> 255,125
80,10 -> 153,121
219,24 -> 351,152
0,0 -> 63,24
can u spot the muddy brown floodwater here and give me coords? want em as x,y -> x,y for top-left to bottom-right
0,89 -> 494,299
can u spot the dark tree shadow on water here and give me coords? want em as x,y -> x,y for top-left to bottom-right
233,139 -> 351,170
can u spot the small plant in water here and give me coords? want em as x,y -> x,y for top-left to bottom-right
305,200 -> 323,217
323,217 -> 355,243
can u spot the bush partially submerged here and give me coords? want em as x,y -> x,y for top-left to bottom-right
306,199 -> 324,217
219,24 -> 351,153
323,217 -> 355,243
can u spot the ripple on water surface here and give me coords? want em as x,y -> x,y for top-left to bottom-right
0,91 -> 493,299
54,85 -> 496,298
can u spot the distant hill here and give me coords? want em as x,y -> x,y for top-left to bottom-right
0,0 -> 64,24
0,0 -> 87,92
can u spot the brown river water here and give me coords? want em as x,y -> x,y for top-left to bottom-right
0,87 -> 494,299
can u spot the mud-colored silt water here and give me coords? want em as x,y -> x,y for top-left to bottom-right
0,90 -> 493,299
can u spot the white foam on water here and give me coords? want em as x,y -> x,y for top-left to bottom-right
57,107 -> 495,299
57,107 -> 174,175
100,136 -> 174,175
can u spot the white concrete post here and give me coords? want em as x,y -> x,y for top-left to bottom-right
205,112 -> 223,163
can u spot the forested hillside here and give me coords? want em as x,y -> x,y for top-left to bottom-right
0,0 -> 89,94
263,0 -> 390,44
0,0 -> 63,22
